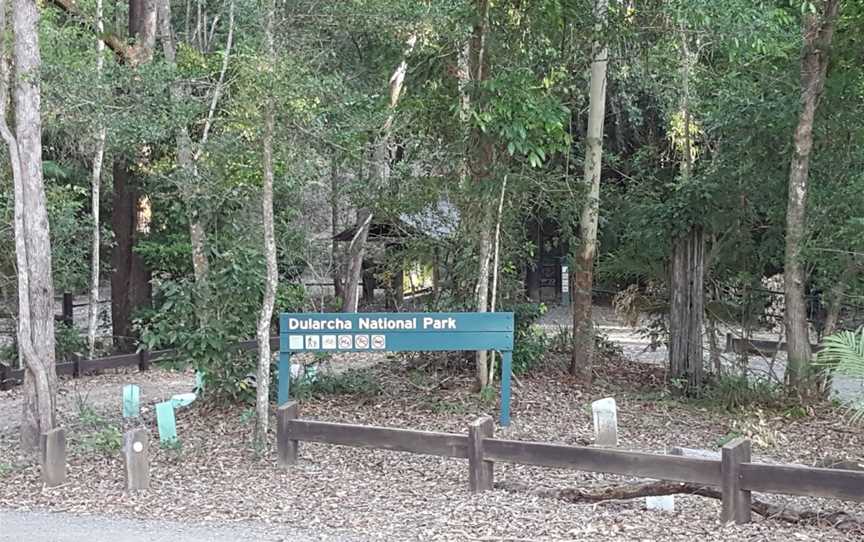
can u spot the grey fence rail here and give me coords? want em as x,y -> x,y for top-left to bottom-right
276,402 -> 864,525
0,337 -> 280,391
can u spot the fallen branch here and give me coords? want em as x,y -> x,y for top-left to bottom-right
497,481 -> 864,533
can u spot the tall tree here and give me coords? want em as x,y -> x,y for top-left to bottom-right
0,0 -> 57,452
784,0 -> 841,391
110,0 -> 157,350
87,0 -> 107,358
467,0 -> 495,389
571,0 -> 609,384
255,0 -> 278,445
667,22 -> 705,393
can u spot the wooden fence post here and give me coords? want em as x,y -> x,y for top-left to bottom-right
277,401 -> 299,467
138,350 -> 150,372
468,416 -> 494,492
123,428 -> 150,490
40,427 -> 66,487
721,437 -> 751,524
62,293 -> 74,327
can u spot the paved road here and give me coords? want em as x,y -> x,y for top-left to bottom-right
0,510 -> 356,542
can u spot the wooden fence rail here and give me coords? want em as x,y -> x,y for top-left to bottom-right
0,337 -> 280,391
277,402 -> 864,526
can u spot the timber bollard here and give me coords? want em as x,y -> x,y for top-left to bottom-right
123,428 -> 150,490
468,416 -> 494,492
721,437 -> 752,524
277,401 -> 299,467
40,427 -> 67,487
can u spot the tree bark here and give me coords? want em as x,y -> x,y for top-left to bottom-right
0,0 -> 58,453
255,0 -> 278,446
87,0 -> 107,359
330,160 -> 345,301
669,228 -> 705,392
341,34 -> 417,313
571,0 -> 609,383
784,0 -> 840,392
498,480 -> 864,531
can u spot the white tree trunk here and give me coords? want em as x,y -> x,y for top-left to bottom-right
88,0 -> 107,358
255,0 -> 278,446
0,0 -> 57,452
571,0 -> 608,382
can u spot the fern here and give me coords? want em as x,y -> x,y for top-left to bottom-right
817,327 -> 864,423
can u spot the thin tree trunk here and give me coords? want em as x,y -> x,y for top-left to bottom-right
571,0 -> 609,383
475,218 -> 493,388
330,160 -> 344,301
255,0 -> 278,446
88,0 -> 107,359
0,0 -> 57,453
341,34 -> 417,313
784,0 -> 840,392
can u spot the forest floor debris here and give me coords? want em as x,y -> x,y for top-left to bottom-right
1,354 -> 863,541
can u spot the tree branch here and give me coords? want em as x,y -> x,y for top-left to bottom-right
46,0 -> 134,63
498,481 -> 864,533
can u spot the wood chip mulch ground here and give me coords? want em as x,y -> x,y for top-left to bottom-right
1,353 -> 863,541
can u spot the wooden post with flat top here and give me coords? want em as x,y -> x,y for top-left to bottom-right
721,437 -> 751,524
277,401 -> 299,467
468,415 -> 494,492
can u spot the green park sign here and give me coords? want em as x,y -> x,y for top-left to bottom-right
279,312 -> 515,425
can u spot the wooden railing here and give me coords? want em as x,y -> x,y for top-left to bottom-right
0,336 -> 280,391
276,402 -> 864,525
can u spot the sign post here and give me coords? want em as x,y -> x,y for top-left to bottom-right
279,312 -> 515,426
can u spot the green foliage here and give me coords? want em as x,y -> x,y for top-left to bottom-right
699,374 -> 784,412
508,303 -> 549,374
137,248 -> 307,404
55,324 -> 88,361
79,426 -> 123,455
817,327 -> 864,423
292,369 -> 382,400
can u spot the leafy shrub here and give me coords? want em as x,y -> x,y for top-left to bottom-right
508,303 -> 549,374
700,374 -> 783,411
137,249 -> 307,404
292,369 -> 382,400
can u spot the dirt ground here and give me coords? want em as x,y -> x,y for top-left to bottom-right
1,351 -> 863,541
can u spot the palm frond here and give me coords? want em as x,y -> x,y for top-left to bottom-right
816,327 -> 864,378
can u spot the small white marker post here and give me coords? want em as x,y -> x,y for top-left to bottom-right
591,397 -> 618,447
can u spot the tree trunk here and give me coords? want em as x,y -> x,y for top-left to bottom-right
669,228 -> 705,392
87,0 -> 107,359
330,160 -> 344,301
475,217 -> 493,388
0,0 -> 58,453
111,0 -> 157,350
341,34 -> 417,313
784,0 -> 840,392
254,0 -> 278,446
571,0 -> 609,383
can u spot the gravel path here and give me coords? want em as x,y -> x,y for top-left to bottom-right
0,509 -> 360,542
539,303 -> 864,402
